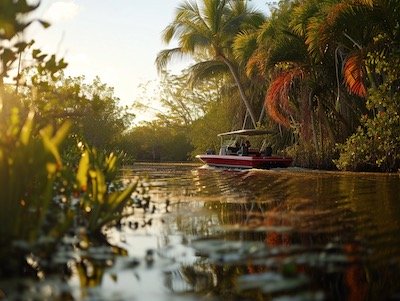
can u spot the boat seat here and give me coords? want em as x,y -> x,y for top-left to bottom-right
263,146 -> 273,156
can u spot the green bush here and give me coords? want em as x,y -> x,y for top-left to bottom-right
286,140 -> 337,170
0,103 -> 137,277
335,54 -> 400,172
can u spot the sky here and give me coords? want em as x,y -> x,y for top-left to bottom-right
28,0 -> 270,120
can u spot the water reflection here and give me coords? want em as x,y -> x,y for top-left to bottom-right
6,164 -> 398,300
122,164 -> 400,301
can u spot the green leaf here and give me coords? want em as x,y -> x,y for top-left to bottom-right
40,126 -> 62,165
77,150 -> 90,190
19,111 -> 34,145
32,49 -> 41,58
51,121 -> 71,147
38,20 -> 51,28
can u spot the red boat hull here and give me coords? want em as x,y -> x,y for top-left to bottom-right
196,154 -> 293,169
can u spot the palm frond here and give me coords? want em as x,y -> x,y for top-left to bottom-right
257,19 -> 275,45
343,53 -> 367,98
246,47 -> 268,77
305,15 -> 326,60
155,47 -> 185,73
186,60 -> 228,87
203,0 -> 227,33
305,0 -> 378,57
162,24 -> 177,44
180,32 -> 211,52
232,30 -> 258,63
353,0 -> 373,7
265,69 -> 303,128
177,1 -> 211,34
289,0 -> 319,37
225,1 -> 265,33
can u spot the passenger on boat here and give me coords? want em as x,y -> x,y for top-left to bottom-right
238,140 -> 251,156
260,139 -> 273,157
227,141 -> 240,155
264,146 -> 272,156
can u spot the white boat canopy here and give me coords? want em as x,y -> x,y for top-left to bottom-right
217,129 -> 273,137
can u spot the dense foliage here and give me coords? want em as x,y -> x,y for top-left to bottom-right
154,0 -> 400,171
0,0 -> 137,280
335,50 -> 400,171
1,0 -> 399,296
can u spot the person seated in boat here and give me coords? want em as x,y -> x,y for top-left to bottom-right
264,146 -> 273,156
227,141 -> 240,154
238,140 -> 250,156
260,139 -> 272,156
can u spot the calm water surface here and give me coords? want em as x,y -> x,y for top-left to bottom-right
13,163 -> 397,300
87,163 -> 400,301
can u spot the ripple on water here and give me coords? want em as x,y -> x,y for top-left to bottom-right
118,163 -> 400,300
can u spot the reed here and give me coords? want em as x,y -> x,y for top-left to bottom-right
0,108 -> 72,276
76,147 -> 137,236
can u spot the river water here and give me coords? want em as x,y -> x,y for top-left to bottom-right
84,163 -> 400,301
59,163 -> 400,301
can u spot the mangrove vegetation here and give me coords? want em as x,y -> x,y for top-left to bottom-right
150,0 -> 400,172
1,0 -> 400,299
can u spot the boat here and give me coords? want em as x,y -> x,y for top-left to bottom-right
196,129 -> 293,169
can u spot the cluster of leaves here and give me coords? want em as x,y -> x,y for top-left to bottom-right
76,147 -> 136,234
335,51 -> 400,171
0,103 -> 138,277
0,0 -> 139,280
0,105 -> 70,277
17,74 -> 134,153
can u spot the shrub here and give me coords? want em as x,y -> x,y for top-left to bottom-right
335,54 -> 400,172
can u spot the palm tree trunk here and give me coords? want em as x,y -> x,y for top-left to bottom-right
309,91 -> 319,155
219,55 -> 257,128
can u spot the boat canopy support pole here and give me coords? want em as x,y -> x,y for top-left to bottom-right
243,105 -> 266,130
258,105 -> 265,125
242,111 -> 249,130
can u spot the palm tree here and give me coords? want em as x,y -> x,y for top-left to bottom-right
155,0 -> 265,129
305,0 -> 400,98
234,0 -> 357,165
234,2 -> 317,138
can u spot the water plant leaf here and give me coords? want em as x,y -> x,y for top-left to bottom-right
19,111 -> 34,145
51,121 -> 71,147
77,150 -> 89,190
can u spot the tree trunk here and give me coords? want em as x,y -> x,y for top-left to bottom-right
219,55 -> 257,128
